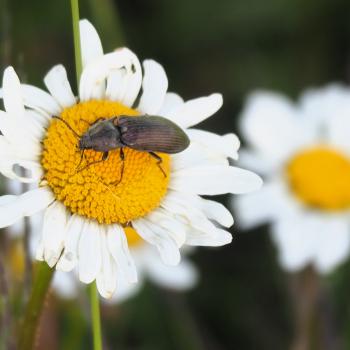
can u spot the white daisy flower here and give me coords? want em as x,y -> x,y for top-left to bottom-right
0,19 -> 262,298
234,86 -> 350,274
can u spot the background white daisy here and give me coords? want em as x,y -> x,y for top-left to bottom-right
233,86 -> 350,273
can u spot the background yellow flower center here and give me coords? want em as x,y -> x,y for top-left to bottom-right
41,100 -> 170,224
286,146 -> 350,211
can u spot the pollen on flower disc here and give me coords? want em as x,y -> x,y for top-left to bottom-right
287,146 -> 350,211
41,100 -> 170,224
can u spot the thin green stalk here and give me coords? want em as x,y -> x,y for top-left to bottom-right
89,282 -> 102,350
18,262 -> 54,350
70,2 -> 103,349
70,0 -> 82,84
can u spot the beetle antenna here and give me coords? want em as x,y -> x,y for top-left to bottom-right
52,116 -> 81,138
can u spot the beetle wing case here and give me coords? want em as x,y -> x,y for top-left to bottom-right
117,116 -> 190,154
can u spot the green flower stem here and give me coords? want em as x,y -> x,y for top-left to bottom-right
89,282 -> 102,350
18,262 -> 54,350
70,1 -> 103,349
289,265 -> 325,350
70,0 -> 82,83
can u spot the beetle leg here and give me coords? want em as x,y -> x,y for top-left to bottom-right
111,148 -> 125,186
120,147 -> 125,161
148,152 -> 166,177
112,148 -> 125,186
102,151 -> 109,161
76,151 -> 109,173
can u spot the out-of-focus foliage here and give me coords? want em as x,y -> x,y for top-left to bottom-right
2,0 -> 350,349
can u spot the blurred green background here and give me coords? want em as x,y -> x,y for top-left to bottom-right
2,0 -> 350,349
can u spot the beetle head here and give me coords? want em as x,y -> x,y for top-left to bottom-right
79,119 -> 123,152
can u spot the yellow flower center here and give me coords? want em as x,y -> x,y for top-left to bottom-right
41,100 -> 170,225
286,146 -> 350,211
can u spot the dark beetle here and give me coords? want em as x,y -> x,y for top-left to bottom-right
79,115 -> 190,155
55,115 -> 190,178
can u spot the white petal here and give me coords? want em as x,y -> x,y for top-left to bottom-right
0,110 -> 41,158
0,194 -> 18,206
105,70 -> 124,101
0,195 -> 20,228
240,91 -> 313,162
0,158 -> 43,183
166,93 -> 223,128
161,191 -> 222,235
42,201 -> 68,267
158,92 -> 184,116
105,50 -> 142,104
0,136 -> 15,158
35,240 -> 44,261
237,149 -> 278,176
263,83 -> 350,179
325,111 -> 350,153
314,217 -> 350,273
299,84 -> 350,138
29,210 -> 43,236
300,84 -> 350,154
160,196 -> 232,247
171,142 -> 228,171
233,179 -> 289,228
78,221 -> 102,284
132,218 -> 181,266
271,213 -> 319,272
30,211 -> 44,258
146,209 -> 186,246
120,50 -> 143,107
79,19 -> 104,67
81,49 -> 142,105
2,67 -> 25,117
137,60 -> 168,114
170,165 -> 262,195
4,180 -> 25,237
44,65 -> 76,108
96,229 -> 117,298
186,227 -> 232,246
200,197 -> 234,227
107,224 -> 137,283
24,110 -> 46,140
21,84 -> 61,117
145,253 -> 198,290
0,186 -> 53,229
108,274 -> 142,303
187,129 -> 240,160
56,214 -> 84,272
